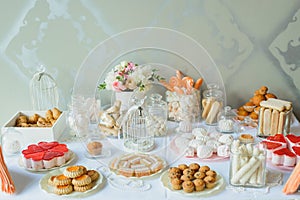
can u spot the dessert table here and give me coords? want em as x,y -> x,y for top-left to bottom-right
1,119 -> 300,200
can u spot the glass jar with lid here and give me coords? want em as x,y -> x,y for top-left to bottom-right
217,106 -> 236,133
1,128 -> 24,156
146,93 -> 167,136
202,83 -> 224,125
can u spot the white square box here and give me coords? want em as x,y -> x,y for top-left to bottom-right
1,111 -> 66,146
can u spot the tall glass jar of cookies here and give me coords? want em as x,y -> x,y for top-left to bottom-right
202,83 -> 223,125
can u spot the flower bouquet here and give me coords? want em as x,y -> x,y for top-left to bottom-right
98,61 -> 163,92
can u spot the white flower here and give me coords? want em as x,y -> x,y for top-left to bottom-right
104,71 -> 115,90
125,77 -> 137,90
120,61 -> 128,68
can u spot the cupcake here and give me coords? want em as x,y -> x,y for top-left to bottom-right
193,179 -> 205,191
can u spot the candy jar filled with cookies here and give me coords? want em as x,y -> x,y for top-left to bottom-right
202,83 -> 223,125
229,140 -> 266,188
257,98 -> 293,137
1,128 -> 24,156
217,106 -> 237,133
146,93 -> 167,136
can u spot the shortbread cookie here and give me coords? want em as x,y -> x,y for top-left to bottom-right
73,182 -> 93,192
54,184 -> 73,195
53,174 -> 72,186
72,174 -> 92,186
48,175 -> 57,186
64,166 -> 85,178
86,170 -> 100,182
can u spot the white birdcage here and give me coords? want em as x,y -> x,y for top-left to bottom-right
122,100 -> 155,152
29,68 -> 59,110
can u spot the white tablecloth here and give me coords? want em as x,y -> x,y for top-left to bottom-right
1,120 -> 300,200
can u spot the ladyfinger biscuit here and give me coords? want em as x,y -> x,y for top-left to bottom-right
270,110 -> 279,135
258,107 -> 265,135
260,98 -> 292,112
260,100 -> 285,112
206,101 -> 221,124
202,98 -> 215,119
263,109 -> 271,136
277,111 -> 286,134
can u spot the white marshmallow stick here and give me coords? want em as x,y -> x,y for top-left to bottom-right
231,156 -> 258,184
239,158 -> 261,185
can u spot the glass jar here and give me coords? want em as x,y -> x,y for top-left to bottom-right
202,83 -> 223,125
217,106 -> 236,133
257,105 -> 293,137
146,94 -> 167,136
1,128 -> 24,156
229,142 -> 266,187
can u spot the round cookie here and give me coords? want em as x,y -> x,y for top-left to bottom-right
72,174 -> 92,187
54,184 -> 73,195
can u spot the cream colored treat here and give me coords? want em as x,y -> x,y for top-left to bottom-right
72,174 -> 92,186
278,111 -> 286,134
260,98 -> 292,112
263,109 -> 271,135
270,110 -> 279,135
54,184 -> 73,195
87,141 -> 102,155
64,166 -> 85,178
206,101 -> 222,124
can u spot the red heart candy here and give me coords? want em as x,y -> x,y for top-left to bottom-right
292,146 -> 300,156
27,151 -> 45,161
261,141 -> 283,150
38,141 -> 59,150
49,144 -> 68,153
267,134 -> 287,144
273,148 -> 296,157
286,134 -> 300,144
26,144 -> 44,153
43,151 -> 64,161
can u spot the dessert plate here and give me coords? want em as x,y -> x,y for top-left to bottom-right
18,151 -> 76,172
160,170 -> 225,197
39,167 -> 104,197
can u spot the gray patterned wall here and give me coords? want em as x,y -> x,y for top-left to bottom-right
1,0 -> 299,125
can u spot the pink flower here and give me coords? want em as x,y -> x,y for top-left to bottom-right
112,81 -> 127,91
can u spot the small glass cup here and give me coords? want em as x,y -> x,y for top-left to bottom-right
1,128 -> 24,156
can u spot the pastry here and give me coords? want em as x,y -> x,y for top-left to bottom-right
204,175 -> 216,189
265,93 -> 277,99
183,168 -> 195,176
72,174 -> 92,187
194,171 -> 206,179
189,163 -> 200,171
52,107 -> 62,120
171,178 -> 182,190
243,102 -> 255,112
199,166 -> 210,173
258,86 -> 268,95
73,182 -> 93,192
86,170 -> 100,182
87,141 -> 102,155
53,174 -> 72,186
206,170 -> 217,178
64,166 -> 85,178
180,174 -> 193,181
182,180 -> 194,193
48,175 -> 57,186
54,184 -> 73,195
193,179 -> 205,191
252,94 -> 265,106
239,134 -> 254,144
178,164 -> 188,171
